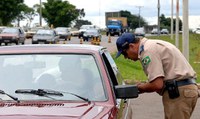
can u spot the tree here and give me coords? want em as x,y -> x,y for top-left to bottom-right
14,4 -> 36,27
120,10 -> 147,29
0,0 -> 24,26
74,20 -> 92,29
160,14 -> 182,31
40,0 -> 85,27
23,7 -> 37,27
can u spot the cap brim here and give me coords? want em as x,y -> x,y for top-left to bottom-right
115,50 -> 122,58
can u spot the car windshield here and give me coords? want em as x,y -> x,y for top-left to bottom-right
55,28 -> 68,32
36,30 -> 53,35
1,28 -> 18,34
29,28 -> 41,32
86,29 -> 98,33
135,28 -> 144,32
0,54 -> 106,101
161,29 -> 167,31
108,21 -> 120,26
80,25 -> 94,29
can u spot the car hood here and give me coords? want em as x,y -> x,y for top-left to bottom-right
79,29 -> 87,32
0,33 -> 18,37
57,31 -> 68,35
27,31 -> 36,34
84,31 -> 99,36
33,35 -> 53,39
107,25 -> 121,29
0,102 -> 113,119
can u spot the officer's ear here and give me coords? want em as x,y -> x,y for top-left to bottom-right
128,43 -> 135,49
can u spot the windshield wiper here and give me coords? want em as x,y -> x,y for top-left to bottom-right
15,89 -> 90,103
0,90 -> 19,102
59,91 -> 90,103
15,89 -> 63,100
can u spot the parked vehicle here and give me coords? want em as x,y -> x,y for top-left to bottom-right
106,17 -> 127,36
195,30 -> 200,34
55,27 -> 71,41
192,28 -> 200,33
160,29 -> 169,34
134,27 -> 145,37
26,27 -> 44,39
78,25 -> 97,38
0,27 -> 25,46
32,29 -> 59,44
151,28 -> 158,34
83,28 -> 101,41
0,44 -> 139,118
70,28 -> 80,36
0,26 -> 6,33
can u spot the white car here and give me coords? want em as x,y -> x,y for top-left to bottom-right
161,29 -> 169,34
32,29 -> 59,44
78,25 -> 97,38
195,30 -> 200,34
70,28 -> 80,36
55,27 -> 71,41
134,27 -> 145,37
83,28 -> 101,41
151,28 -> 158,34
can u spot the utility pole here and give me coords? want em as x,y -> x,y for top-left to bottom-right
39,0 -> 42,26
136,6 -> 143,28
175,0 -> 179,48
182,0 -> 189,61
157,0 -> 160,36
171,0 -> 174,40
99,0 -> 101,28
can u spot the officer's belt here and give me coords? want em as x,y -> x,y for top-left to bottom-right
176,78 -> 196,87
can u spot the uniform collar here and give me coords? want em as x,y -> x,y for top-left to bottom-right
138,38 -> 148,59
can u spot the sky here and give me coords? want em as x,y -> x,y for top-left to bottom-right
23,0 -> 200,29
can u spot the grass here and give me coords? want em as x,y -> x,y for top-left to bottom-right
113,33 -> 200,83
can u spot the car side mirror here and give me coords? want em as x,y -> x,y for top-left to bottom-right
115,85 -> 139,99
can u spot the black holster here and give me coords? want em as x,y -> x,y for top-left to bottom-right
165,80 -> 180,99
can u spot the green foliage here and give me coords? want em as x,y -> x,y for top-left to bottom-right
113,34 -> 200,83
120,10 -> 147,29
23,6 -> 37,27
74,20 -> 92,29
113,54 -> 147,82
0,0 -> 24,25
14,4 -> 36,27
160,14 -> 182,31
41,0 -> 85,27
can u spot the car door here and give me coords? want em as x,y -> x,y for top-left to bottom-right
101,50 -> 124,117
19,28 -> 25,42
53,30 -> 59,42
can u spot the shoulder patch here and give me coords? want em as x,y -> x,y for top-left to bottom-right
142,56 -> 151,66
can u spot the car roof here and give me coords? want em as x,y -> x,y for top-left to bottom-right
0,44 -> 106,54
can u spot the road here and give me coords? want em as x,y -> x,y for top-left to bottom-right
4,35 -> 200,119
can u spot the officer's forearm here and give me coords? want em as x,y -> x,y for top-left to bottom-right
137,78 -> 164,93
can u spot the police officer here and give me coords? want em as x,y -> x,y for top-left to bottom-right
116,33 -> 199,119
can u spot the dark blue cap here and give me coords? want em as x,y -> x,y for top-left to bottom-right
116,33 -> 136,58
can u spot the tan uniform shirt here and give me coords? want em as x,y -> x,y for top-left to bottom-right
138,38 -> 196,82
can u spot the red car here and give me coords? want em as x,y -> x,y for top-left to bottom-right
0,27 -> 26,46
0,44 -> 138,119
